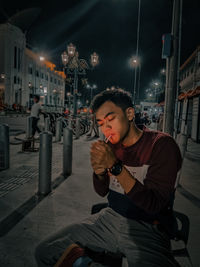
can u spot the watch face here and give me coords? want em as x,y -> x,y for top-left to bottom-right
110,161 -> 122,176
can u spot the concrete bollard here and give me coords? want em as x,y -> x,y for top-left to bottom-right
38,132 -> 52,195
26,116 -> 33,139
75,117 -> 80,139
44,117 -> 50,131
67,116 -> 72,130
177,133 -> 188,158
0,124 -> 9,170
63,128 -> 73,177
55,118 -> 62,142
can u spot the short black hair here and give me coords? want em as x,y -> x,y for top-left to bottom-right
91,89 -> 133,113
34,95 -> 40,102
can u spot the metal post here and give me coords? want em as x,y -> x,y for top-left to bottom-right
63,127 -> 73,177
55,118 -> 62,142
45,117 -> 50,131
75,117 -> 80,139
26,116 -> 33,138
73,68 -> 78,115
0,124 -> 9,170
174,0 -> 183,139
38,132 -> 52,195
163,0 -> 181,135
133,0 -> 141,105
133,67 -> 137,105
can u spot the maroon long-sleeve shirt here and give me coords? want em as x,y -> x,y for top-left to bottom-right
93,127 -> 182,235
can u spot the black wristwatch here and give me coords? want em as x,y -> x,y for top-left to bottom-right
108,161 -> 123,176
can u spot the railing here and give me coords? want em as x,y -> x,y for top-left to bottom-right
42,112 -> 91,137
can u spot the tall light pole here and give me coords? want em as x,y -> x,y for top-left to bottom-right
61,44 -> 99,115
130,57 -> 140,104
153,82 -> 159,103
0,73 -> 5,107
67,92 -> 71,111
133,0 -> 141,105
163,0 -> 182,136
160,68 -> 166,93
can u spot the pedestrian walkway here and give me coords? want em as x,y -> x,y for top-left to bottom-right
0,132 -> 199,266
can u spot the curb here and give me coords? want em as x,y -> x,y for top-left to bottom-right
185,151 -> 200,162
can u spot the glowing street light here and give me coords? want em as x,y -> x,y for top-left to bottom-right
161,68 -> 166,75
39,56 -> 45,61
67,43 -> 76,57
129,56 -> 140,68
154,82 -> 159,86
61,51 -> 69,67
90,52 -> 99,67
0,73 -> 5,79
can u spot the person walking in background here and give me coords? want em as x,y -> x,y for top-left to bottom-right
30,95 -> 42,139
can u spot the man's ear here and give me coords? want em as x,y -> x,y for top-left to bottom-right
126,107 -> 135,121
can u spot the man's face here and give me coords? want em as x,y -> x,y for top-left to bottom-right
95,101 -> 133,144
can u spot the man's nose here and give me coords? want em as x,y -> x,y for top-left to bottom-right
104,120 -> 111,129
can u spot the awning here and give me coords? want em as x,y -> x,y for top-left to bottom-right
187,89 -> 195,97
154,101 -> 165,107
178,86 -> 200,100
178,92 -> 186,100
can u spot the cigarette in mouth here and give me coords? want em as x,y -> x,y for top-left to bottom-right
105,135 -> 111,143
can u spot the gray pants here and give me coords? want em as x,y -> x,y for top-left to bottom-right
35,207 -> 178,267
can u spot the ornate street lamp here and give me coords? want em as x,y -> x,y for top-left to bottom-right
61,43 -> 99,115
90,52 -> 99,67
67,43 -> 76,57
61,51 -> 69,67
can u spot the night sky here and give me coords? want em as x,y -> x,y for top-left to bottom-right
1,0 -> 200,100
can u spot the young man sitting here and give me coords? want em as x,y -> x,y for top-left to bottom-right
35,89 -> 182,267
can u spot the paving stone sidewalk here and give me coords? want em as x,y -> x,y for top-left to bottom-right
0,133 -> 199,267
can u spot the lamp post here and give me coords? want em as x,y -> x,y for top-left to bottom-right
86,84 -> 97,104
29,55 -> 45,107
132,0 -> 141,105
130,56 -> 140,105
61,44 -> 99,115
0,73 -> 5,107
160,68 -> 166,94
153,82 -> 160,103
67,92 -> 71,111
53,89 -> 58,110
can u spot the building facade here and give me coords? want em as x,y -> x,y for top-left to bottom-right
0,23 -> 65,111
178,46 -> 200,143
